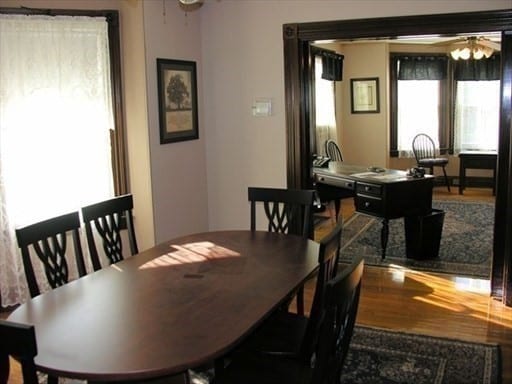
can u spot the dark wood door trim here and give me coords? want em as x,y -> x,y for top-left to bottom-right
282,9 -> 512,305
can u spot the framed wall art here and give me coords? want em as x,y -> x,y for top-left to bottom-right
157,58 -> 199,144
350,77 -> 380,114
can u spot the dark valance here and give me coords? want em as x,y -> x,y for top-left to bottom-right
311,47 -> 344,81
398,55 -> 447,80
454,55 -> 501,81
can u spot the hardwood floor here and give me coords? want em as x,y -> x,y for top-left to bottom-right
313,186 -> 512,383
2,187 -> 510,383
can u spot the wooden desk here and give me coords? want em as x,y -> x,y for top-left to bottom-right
458,151 -> 497,195
8,230 -> 319,382
314,162 -> 434,258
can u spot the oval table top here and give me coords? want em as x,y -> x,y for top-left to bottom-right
8,230 -> 319,382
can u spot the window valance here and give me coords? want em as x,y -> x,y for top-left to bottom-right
454,55 -> 501,81
397,55 -> 448,80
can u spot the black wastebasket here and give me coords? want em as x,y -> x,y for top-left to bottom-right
404,209 -> 445,260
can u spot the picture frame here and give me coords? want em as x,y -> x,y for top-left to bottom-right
350,77 -> 380,113
157,58 -> 199,144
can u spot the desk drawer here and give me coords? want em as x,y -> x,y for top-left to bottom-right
356,182 -> 382,197
355,195 -> 384,216
315,174 -> 355,190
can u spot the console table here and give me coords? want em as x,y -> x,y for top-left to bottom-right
313,162 -> 434,259
458,151 -> 497,195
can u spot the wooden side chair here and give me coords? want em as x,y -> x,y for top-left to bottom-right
0,320 -> 38,384
248,187 -> 315,315
212,257 -> 364,384
237,220 -> 344,359
412,133 -> 450,191
325,139 -> 343,161
15,211 -> 87,298
81,194 -> 138,272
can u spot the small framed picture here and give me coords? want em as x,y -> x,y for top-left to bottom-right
157,58 -> 199,144
350,77 -> 380,114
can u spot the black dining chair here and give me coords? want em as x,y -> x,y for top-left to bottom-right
81,194 -> 138,271
412,133 -> 450,191
212,257 -> 364,384
0,320 -> 39,384
237,220 -> 344,359
248,187 -> 315,315
15,211 -> 87,299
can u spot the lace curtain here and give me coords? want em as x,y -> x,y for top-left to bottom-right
315,56 -> 337,156
0,15 -> 115,306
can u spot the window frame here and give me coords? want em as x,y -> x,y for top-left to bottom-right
0,6 -> 128,196
390,53 -> 452,157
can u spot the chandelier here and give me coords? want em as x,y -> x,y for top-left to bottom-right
450,37 -> 494,60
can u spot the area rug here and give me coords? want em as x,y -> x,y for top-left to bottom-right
189,325 -> 501,384
341,200 -> 494,278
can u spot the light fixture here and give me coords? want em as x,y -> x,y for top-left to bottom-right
179,0 -> 203,4
450,37 -> 494,60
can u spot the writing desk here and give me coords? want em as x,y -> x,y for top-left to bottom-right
314,162 -> 434,258
458,151 -> 497,195
8,230 -> 319,382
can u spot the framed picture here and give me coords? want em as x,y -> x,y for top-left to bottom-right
350,77 -> 380,113
157,58 -> 199,144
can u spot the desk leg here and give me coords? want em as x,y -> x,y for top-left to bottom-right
459,160 -> 464,195
381,219 -> 389,259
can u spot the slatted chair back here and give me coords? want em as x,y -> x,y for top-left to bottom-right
0,320 -> 38,384
325,139 -> 343,161
81,194 -> 138,272
312,257 -> 364,384
15,211 -> 87,298
412,133 -> 437,162
299,220 -> 343,359
248,187 -> 315,239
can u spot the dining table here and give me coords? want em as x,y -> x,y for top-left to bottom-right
7,230 -> 320,382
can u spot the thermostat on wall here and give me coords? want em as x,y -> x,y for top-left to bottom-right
252,98 -> 272,117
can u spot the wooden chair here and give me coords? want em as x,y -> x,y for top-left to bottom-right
248,187 -> 315,316
0,320 -> 38,384
81,194 -> 138,272
15,211 -> 87,298
412,133 -> 451,191
212,257 -> 364,384
325,139 -> 343,161
316,140 -> 354,222
237,220 -> 344,359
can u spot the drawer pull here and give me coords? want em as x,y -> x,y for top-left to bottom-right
365,186 -> 371,192
365,201 -> 371,208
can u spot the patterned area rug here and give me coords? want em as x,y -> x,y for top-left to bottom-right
341,326 -> 500,384
341,200 -> 494,278
189,326 -> 500,384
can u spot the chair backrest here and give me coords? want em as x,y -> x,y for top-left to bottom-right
311,257 -> 364,384
412,133 -> 437,162
248,187 -> 315,238
0,320 -> 39,384
81,194 -> 138,272
325,140 -> 343,162
299,220 -> 343,359
15,211 -> 86,298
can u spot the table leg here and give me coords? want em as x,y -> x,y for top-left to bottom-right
459,160 -> 464,195
381,219 -> 389,259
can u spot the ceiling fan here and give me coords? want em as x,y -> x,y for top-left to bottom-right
433,36 -> 500,60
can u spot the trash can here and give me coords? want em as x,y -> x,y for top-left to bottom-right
404,209 -> 445,260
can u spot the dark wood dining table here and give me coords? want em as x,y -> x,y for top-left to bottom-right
7,230 -> 319,382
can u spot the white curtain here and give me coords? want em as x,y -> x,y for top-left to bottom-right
454,80 -> 500,153
315,56 -> 337,156
0,15 -> 115,306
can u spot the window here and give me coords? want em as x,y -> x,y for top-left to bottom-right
390,53 -> 500,157
0,9 -> 127,306
314,56 -> 337,156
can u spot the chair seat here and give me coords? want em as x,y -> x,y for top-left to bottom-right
418,158 -> 448,167
239,311 -> 308,355
213,349 -> 312,384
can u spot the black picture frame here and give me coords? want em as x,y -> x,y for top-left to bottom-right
157,58 -> 199,144
350,77 -> 380,114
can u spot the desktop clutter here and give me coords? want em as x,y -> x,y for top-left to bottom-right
407,166 -> 426,178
